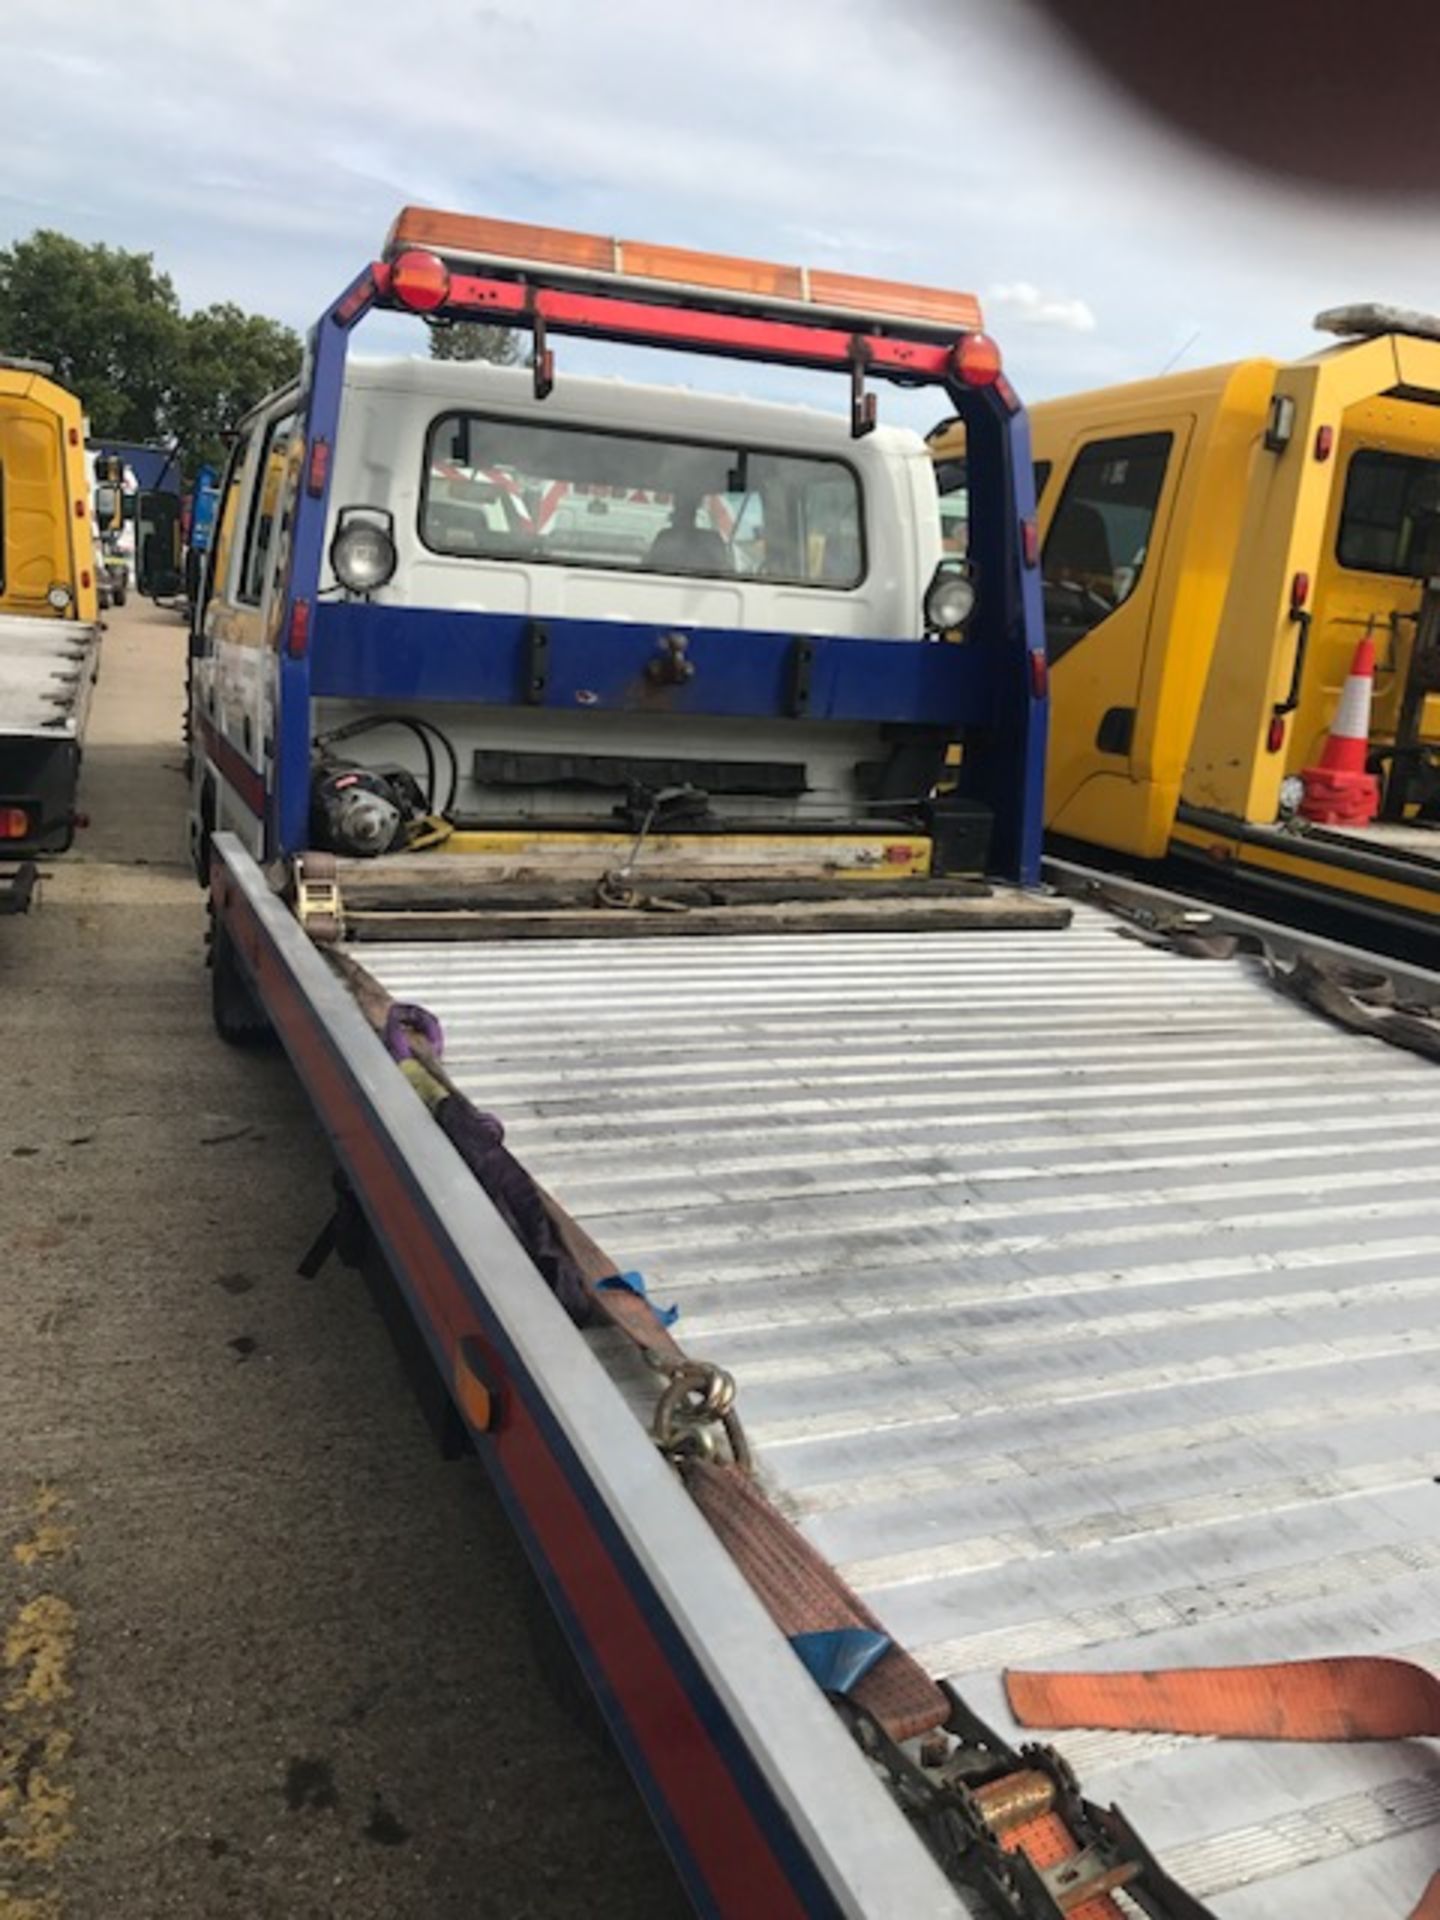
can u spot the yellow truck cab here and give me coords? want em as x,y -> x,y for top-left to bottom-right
930,308 -> 1440,951
0,354 -> 102,908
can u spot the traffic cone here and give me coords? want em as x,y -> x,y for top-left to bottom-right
1299,635 -> 1381,825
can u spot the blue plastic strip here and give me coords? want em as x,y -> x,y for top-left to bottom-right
789,1628 -> 892,1697
309,604 -> 989,728
597,1269 -> 680,1329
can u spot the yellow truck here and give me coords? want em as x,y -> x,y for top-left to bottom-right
930,306 -> 1440,951
0,354 -> 102,909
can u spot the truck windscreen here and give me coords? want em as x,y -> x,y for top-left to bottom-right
420,412 -> 864,588
1338,447 -> 1440,577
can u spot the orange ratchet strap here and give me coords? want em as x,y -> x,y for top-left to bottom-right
1006,1656 -> 1440,1919
1007,1654 -> 1440,1742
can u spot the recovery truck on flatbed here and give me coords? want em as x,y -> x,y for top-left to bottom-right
933,310 -> 1440,959
195,212 -> 1440,1918
0,355 -> 101,912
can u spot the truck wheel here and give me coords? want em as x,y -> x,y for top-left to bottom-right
209,912 -> 273,1048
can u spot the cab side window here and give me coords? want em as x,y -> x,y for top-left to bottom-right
236,412 -> 297,606
202,436 -> 251,617
1042,433 -> 1171,662
1337,449 -> 1440,577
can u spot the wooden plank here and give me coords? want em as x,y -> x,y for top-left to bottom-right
336,833 -> 939,893
342,892 -> 1071,943
337,874 -> 992,913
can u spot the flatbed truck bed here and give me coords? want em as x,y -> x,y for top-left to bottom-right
0,611 -> 101,907
216,832 -> 1440,1918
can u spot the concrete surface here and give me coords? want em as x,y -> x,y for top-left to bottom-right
0,600 -> 686,1920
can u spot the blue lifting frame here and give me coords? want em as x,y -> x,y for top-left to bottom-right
266,254 -> 1049,882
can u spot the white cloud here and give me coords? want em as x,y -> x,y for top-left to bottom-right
3,0 -> 1439,421
990,282 -> 1098,334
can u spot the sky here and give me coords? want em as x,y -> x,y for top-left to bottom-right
5,0 -> 1440,428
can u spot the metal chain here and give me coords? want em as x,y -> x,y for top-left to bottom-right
651,1359 -> 752,1471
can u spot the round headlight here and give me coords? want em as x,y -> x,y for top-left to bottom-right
925,565 -> 975,632
331,518 -> 397,594
1278,774 -> 1305,817
47,582 -> 73,611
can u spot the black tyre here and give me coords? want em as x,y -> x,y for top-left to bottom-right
209,913 -> 273,1048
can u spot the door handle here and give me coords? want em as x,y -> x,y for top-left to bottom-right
1273,607 -> 1311,718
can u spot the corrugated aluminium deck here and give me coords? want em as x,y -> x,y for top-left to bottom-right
359,909 -> 1440,1918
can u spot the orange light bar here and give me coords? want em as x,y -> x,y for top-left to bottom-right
621,241 -> 806,306
808,269 -> 981,334
385,206 -> 983,335
388,207 -> 615,273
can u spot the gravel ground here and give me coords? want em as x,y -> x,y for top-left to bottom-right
0,598 -> 686,1920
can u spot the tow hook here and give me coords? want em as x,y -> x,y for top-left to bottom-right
646,631 -> 695,687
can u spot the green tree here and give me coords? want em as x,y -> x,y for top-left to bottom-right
0,229 -> 182,441
428,319 -> 521,365
170,303 -> 302,472
0,230 -> 301,471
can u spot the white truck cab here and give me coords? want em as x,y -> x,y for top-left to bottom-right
192,358 -> 950,866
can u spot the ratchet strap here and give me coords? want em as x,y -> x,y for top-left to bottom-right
1268,952 -> 1440,1063
327,950 -> 692,1364
684,1459 -> 948,1743
1082,880 -> 1440,1061
1007,1656 -> 1440,1918
1007,1654 -> 1440,1742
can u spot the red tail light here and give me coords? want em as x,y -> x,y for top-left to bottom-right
307,438 -> 330,497
953,332 -> 1003,387
1267,715 -> 1287,753
0,806 -> 32,839
287,599 -> 311,658
1021,517 -> 1040,567
1029,649 -> 1049,699
1313,425 -> 1334,461
1290,570 -> 1310,611
389,249 -> 450,312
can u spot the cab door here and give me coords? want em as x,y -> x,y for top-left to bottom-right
1041,421 -> 1192,855
203,406 -> 299,853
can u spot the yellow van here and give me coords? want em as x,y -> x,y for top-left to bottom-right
0,355 -> 102,904
1,355 -> 98,624
930,308 -> 1440,946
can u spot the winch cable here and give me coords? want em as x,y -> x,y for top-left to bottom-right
595,785 -> 705,912
317,937 -> 1209,1920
